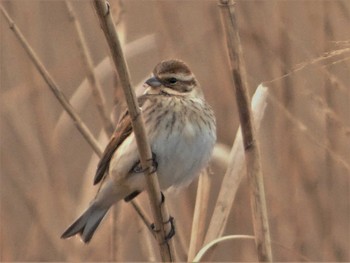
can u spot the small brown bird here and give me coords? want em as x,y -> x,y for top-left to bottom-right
61,59 -> 216,243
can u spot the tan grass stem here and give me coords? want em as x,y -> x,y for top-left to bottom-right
0,5 -> 103,157
93,1 -> 175,261
65,0 -> 114,136
218,0 -> 273,261
0,4 -> 153,253
203,84 -> 268,259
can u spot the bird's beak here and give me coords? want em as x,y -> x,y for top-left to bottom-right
145,76 -> 162,88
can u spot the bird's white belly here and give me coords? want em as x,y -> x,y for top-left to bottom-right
109,97 -> 216,194
150,122 -> 215,190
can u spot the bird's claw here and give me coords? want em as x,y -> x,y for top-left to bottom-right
131,152 -> 158,174
160,191 -> 165,204
150,216 -> 175,243
147,152 -> 158,174
163,216 -> 175,242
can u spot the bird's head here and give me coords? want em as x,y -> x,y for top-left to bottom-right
145,59 -> 202,97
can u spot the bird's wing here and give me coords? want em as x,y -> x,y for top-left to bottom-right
93,95 -> 150,185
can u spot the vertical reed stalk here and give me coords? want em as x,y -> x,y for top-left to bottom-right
218,0 -> 273,261
93,1 -> 175,261
203,84 -> 269,258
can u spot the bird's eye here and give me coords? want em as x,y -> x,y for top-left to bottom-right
167,77 -> 177,84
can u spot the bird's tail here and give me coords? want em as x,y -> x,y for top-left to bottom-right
61,202 -> 109,243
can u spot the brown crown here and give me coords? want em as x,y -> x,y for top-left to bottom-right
153,59 -> 192,76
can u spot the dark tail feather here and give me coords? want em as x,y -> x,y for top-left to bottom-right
61,203 -> 109,243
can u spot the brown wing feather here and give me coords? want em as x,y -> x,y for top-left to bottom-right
93,95 -> 150,185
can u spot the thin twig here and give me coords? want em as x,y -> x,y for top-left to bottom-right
218,0 -> 273,261
267,92 -> 350,172
65,0 -> 114,136
54,33 -> 157,141
130,199 -> 153,232
64,2 -> 118,259
93,1 -> 175,261
0,5 -> 103,156
263,47 -> 350,91
4,153 -> 63,258
0,5 -> 154,251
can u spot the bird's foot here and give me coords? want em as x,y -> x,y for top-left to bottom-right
150,216 -> 175,243
147,152 -> 158,174
149,192 -> 175,242
131,152 -> 158,174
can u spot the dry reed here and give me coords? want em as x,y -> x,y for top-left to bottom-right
1,1 -> 349,262
218,0 -> 273,261
93,1 -> 175,261
64,0 -> 114,136
0,5 -> 104,156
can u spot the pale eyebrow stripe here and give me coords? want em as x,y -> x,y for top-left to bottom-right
160,73 -> 194,81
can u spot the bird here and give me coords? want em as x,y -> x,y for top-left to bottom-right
61,59 -> 217,243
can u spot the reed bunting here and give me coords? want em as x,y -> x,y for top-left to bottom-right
61,59 -> 216,243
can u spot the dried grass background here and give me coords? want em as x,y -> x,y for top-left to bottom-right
1,0 -> 349,261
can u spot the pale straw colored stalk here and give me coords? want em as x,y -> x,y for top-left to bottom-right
0,5 -> 103,156
93,1 -> 175,261
217,0 -> 273,261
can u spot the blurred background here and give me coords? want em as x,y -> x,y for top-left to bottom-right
1,0 -> 349,261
